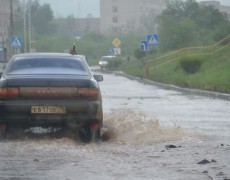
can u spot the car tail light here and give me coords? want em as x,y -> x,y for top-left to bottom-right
0,123 -> 6,130
78,88 -> 99,99
90,122 -> 99,129
0,88 -> 19,99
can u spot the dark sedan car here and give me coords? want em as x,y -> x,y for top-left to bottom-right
0,53 -> 103,142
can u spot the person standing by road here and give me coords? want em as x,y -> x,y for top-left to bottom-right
69,44 -> 78,55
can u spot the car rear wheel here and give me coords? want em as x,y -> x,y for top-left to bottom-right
78,124 -> 101,143
0,124 -> 7,141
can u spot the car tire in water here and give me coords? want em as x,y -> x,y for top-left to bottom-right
78,124 -> 101,143
0,126 -> 7,141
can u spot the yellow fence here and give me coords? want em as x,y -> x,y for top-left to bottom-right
145,35 -> 230,79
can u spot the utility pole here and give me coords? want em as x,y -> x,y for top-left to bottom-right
9,0 -> 14,57
77,0 -> 82,18
28,0 -> 32,52
23,0 -> 27,53
10,0 -> 13,35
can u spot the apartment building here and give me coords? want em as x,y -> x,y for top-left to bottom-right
100,0 -> 166,34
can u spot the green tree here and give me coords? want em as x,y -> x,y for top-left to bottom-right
30,0 -> 56,35
156,0 -> 229,52
14,0 -> 56,36
140,10 -> 158,33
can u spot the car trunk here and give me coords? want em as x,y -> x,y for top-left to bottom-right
0,75 -> 102,127
5,75 -> 94,99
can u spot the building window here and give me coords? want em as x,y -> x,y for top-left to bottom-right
112,6 -> 118,13
112,16 -> 118,23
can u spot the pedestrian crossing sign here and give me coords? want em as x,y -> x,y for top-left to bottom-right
147,34 -> 159,46
11,36 -> 23,49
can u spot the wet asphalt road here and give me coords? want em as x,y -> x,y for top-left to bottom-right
0,70 -> 230,180
100,71 -> 230,137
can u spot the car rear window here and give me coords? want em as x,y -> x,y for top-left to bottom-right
7,58 -> 89,75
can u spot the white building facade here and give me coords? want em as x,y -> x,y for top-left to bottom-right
100,0 -> 230,34
100,0 -> 166,34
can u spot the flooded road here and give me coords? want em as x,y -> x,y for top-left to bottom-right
0,71 -> 230,180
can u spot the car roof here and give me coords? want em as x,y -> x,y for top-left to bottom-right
101,55 -> 116,58
12,53 -> 80,59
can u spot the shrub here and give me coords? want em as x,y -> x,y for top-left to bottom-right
134,48 -> 146,59
108,57 -> 123,70
180,59 -> 202,74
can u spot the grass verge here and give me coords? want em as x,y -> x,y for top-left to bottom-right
117,45 -> 230,94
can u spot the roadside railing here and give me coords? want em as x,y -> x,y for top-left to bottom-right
145,35 -> 230,79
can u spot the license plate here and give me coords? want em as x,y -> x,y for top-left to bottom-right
31,106 -> 66,114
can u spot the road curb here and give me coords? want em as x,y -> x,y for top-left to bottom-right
100,70 -> 230,101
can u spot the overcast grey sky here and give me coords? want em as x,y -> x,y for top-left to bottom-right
38,0 -> 230,18
39,0 -> 100,18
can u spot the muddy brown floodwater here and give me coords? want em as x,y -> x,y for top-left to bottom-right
0,70 -> 230,180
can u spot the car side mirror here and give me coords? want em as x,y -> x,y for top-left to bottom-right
93,75 -> 103,82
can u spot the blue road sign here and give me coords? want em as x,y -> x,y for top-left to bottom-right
109,48 -> 114,55
11,36 -> 23,49
147,34 -> 159,46
140,41 -> 150,51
